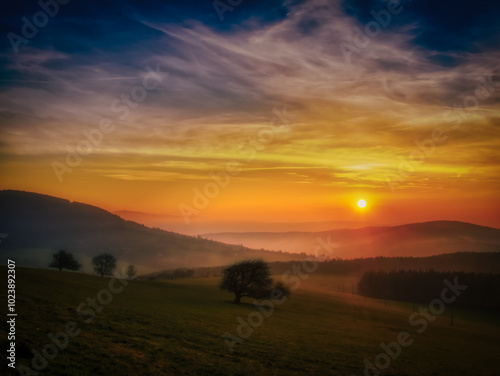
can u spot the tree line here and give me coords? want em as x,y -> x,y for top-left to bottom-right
140,268 -> 196,280
358,269 -> 500,311
141,252 -> 500,281
295,252 -> 500,275
48,253 -> 288,305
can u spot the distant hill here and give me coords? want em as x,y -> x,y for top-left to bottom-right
203,221 -> 500,258
0,190 -> 300,271
112,209 -> 376,235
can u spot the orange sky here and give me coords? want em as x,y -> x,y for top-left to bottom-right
1,1 -> 499,233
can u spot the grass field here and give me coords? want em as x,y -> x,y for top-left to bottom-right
1,266 -> 499,375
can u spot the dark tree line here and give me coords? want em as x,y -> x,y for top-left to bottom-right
265,252 -> 500,276
310,252 -> 500,275
140,252 -> 500,281
141,268 -> 196,280
358,270 -> 500,311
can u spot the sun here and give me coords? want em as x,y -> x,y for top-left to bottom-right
357,199 -> 366,208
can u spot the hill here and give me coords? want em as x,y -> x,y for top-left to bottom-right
203,221 -> 500,258
1,266 -> 499,376
0,190 -> 300,271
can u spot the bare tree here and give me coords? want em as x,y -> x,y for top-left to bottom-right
49,250 -> 81,272
126,264 -> 137,279
92,253 -> 117,277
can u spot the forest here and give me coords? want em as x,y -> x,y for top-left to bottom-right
358,269 -> 500,311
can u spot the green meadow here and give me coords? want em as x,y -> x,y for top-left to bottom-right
1,266 -> 499,375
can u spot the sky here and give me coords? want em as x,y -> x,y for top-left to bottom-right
0,0 -> 499,233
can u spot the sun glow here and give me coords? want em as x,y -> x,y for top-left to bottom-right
357,199 -> 366,208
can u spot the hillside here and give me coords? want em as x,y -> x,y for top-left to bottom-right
0,190 -> 300,271
203,221 -> 500,258
1,266 -> 499,376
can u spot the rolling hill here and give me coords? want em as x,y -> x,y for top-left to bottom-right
0,190 -> 300,271
2,266 -> 500,376
203,221 -> 500,258
2,190 -> 499,272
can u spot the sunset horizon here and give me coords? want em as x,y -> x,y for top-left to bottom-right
2,187 -> 500,237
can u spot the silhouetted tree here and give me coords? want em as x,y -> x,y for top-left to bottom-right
126,264 -> 137,279
92,253 -> 117,277
220,259 -> 290,304
49,250 -> 81,271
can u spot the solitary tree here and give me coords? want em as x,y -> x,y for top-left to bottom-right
92,253 -> 117,277
126,264 -> 137,279
220,259 -> 290,304
49,250 -> 81,272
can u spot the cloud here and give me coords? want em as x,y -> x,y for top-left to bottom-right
0,0 -> 499,193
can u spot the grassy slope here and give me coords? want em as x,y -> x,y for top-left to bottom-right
1,266 -> 499,376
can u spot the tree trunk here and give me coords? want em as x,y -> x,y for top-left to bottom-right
234,295 -> 241,304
